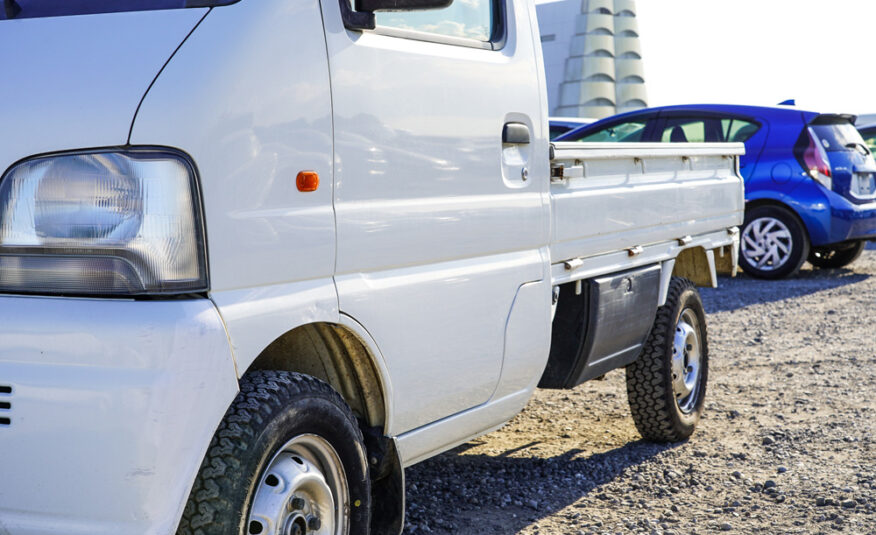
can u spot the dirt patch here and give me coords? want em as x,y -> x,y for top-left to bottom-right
403,246 -> 876,534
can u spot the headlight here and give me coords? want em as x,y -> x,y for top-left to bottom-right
0,150 -> 207,296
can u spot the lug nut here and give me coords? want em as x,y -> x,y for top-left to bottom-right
289,495 -> 306,511
307,515 -> 321,531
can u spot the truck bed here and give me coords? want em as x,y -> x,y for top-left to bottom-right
549,141 -> 745,282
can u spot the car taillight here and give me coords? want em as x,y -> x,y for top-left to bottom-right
799,128 -> 832,189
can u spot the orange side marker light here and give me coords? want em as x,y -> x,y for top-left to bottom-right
296,171 -> 319,192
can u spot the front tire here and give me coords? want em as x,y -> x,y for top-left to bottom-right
739,205 -> 809,279
626,278 -> 708,442
177,371 -> 371,535
808,240 -> 866,269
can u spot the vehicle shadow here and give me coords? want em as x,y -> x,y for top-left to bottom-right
699,267 -> 870,313
403,439 -> 681,534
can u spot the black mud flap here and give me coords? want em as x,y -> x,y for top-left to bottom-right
361,425 -> 405,535
539,264 -> 661,389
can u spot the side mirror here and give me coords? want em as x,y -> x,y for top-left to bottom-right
341,0 -> 453,31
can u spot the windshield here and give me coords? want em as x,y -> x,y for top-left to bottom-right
571,120 -> 647,142
0,0 -> 237,20
810,122 -> 867,152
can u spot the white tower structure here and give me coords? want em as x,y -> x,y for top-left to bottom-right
537,0 -> 648,119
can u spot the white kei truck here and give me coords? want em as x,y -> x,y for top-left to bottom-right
0,0 -> 743,534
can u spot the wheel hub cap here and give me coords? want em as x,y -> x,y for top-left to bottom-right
247,435 -> 348,535
671,309 -> 702,413
741,216 -> 793,271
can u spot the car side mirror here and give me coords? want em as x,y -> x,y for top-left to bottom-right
341,0 -> 453,31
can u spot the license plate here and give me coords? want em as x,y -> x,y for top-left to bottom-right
853,173 -> 876,197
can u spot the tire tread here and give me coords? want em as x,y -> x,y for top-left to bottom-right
176,371 -> 364,535
626,278 -> 704,443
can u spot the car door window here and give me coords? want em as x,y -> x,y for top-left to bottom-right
660,118 -> 707,143
573,120 -> 648,142
376,0 -> 495,42
722,118 -> 759,142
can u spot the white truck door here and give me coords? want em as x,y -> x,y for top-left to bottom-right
321,0 -> 549,434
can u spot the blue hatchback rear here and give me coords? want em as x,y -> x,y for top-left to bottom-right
558,104 -> 876,278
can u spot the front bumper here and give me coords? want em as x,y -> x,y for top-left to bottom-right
0,295 -> 239,535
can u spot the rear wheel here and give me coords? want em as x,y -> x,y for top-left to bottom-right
808,240 -> 866,269
626,278 -> 708,442
176,371 -> 371,535
739,205 -> 809,279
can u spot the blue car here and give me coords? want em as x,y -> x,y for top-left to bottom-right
549,116 -> 594,140
557,104 -> 876,279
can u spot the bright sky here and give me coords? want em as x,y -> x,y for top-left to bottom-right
634,0 -> 876,115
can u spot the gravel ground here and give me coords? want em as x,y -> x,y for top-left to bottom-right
402,244 -> 876,534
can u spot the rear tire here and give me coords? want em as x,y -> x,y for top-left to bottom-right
176,371 -> 371,535
739,205 -> 809,279
808,240 -> 866,269
626,278 -> 708,442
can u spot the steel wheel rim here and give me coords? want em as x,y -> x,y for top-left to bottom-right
671,308 -> 702,414
247,434 -> 349,535
741,216 -> 793,271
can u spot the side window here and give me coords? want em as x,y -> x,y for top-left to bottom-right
660,118 -> 707,143
861,128 -> 876,153
376,0 -> 495,42
573,120 -> 648,142
722,118 -> 760,143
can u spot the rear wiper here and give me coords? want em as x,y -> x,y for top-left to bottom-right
846,142 -> 871,155
3,0 -> 21,19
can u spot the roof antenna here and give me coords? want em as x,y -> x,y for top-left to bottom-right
3,0 -> 21,19
778,99 -> 796,106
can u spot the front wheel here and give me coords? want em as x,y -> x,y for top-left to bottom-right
176,371 -> 371,535
739,205 -> 809,279
626,278 -> 708,442
808,240 -> 866,269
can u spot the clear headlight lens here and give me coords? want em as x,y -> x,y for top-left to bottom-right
0,150 -> 207,296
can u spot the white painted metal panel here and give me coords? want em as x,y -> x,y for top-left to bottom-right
0,296 -> 237,535
322,0 -> 551,433
550,142 -> 745,263
0,9 -> 205,171
131,0 -> 335,296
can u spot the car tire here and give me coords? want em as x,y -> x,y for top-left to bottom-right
626,277 -> 708,442
739,205 -> 809,279
808,240 -> 866,269
176,370 -> 371,535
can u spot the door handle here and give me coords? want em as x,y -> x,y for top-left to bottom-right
502,122 -> 531,144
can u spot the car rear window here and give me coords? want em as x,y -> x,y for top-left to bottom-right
0,0 -> 237,20
810,122 -> 866,152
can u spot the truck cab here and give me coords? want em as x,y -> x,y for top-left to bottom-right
0,1 -> 742,534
